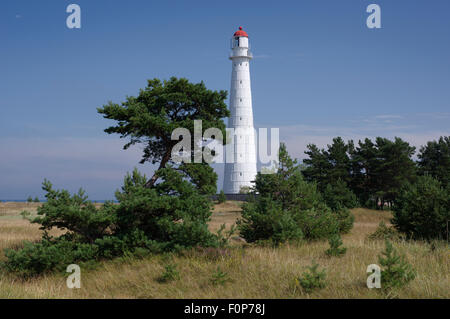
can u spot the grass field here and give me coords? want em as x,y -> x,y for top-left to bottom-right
0,201 -> 448,299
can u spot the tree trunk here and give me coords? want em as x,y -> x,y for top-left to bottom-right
145,150 -> 172,188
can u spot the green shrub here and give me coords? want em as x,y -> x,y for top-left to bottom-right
210,267 -> 231,286
2,230 -> 168,277
115,168 -> 218,249
26,196 -> 33,203
3,238 -> 99,277
296,262 -> 327,293
238,144 -> 353,244
322,179 -> 358,211
392,175 -> 449,240
94,230 -> 166,258
217,190 -> 227,204
3,168 -> 221,276
368,221 -> 400,240
32,180 -> 116,244
157,263 -> 180,283
378,240 -> 415,290
294,206 -> 339,240
334,207 -> 355,234
417,136 -> 450,189
238,197 -> 304,245
325,234 -> 347,257
216,224 -> 236,248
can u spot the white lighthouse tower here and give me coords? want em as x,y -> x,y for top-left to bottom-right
223,26 -> 258,194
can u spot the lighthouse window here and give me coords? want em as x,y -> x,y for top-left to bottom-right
240,63 -> 242,66
240,99 -> 242,102
240,80 -> 242,84
240,172 -> 242,176
234,37 -> 239,47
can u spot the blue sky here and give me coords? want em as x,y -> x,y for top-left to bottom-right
1,0 -> 449,199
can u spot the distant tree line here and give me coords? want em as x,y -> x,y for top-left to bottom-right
302,136 -> 450,209
27,196 -> 40,203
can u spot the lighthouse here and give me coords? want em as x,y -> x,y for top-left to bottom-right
223,27 -> 258,194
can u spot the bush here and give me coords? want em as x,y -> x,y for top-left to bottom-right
294,206 -> 340,240
325,234 -> 347,257
3,168 -> 222,276
115,168 -> 218,250
321,180 -> 355,234
322,179 -> 358,211
417,136 -> 450,189
392,175 -> 449,240
32,180 -> 116,244
368,222 -> 401,241
333,207 -> 354,234
3,238 -> 99,277
157,263 -> 180,283
94,230 -> 166,258
238,197 -> 304,245
296,262 -> 327,293
379,240 -> 415,290
238,144 -> 353,244
215,224 -> 236,248
210,267 -> 231,286
217,190 -> 227,204
3,230 -> 169,277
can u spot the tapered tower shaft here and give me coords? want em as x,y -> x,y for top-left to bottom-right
223,27 -> 257,194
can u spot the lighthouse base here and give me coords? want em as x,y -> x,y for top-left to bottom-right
223,162 -> 257,194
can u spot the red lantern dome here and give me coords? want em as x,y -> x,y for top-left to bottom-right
233,26 -> 248,37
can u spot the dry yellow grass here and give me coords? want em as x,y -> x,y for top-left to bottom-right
210,201 -> 243,234
0,203 -> 42,259
0,201 -> 448,299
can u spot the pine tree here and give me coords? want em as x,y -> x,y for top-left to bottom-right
4,77 -> 229,276
325,137 -> 352,185
296,262 -> 327,293
238,144 -> 353,243
378,240 -> 415,290
349,138 -> 379,206
392,175 -> 449,240
98,77 -> 229,189
217,190 -> 227,204
325,234 -> 347,257
349,137 -> 416,208
302,144 -> 330,191
418,136 -> 450,188
322,179 -> 358,211
374,137 -> 416,207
